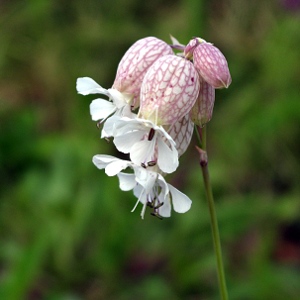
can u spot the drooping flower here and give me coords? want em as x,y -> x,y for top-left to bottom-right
190,76 -> 215,127
138,55 -> 200,126
92,154 -> 192,218
192,39 -> 232,89
103,116 -> 179,174
112,36 -> 174,108
77,35 -> 233,221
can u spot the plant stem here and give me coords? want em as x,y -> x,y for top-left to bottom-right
197,125 -> 228,300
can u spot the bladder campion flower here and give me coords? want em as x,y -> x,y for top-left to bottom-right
76,34 -> 231,221
192,39 -> 232,89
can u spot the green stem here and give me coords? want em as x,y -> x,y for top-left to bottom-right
197,125 -> 228,300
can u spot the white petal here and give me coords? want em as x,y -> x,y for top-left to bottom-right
155,174 -> 171,217
157,174 -> 170,197
105,159 -> 132,176
133,185 -> 147,204
130,139 -> 156,167
158,196 -> 172,217
101,128 -> 110,139
114,117 -> 153,135
90,99 -> 117,121
114,120 -> 147,136
168,184 -> 192,213
76,77 -> 108,95
107,88 -> 128,109
114,130 -> 145,153
157,137 -> 179,173
101,115 -> 121,137
92,155 -> 118,169
120,104 -> 136,118
134,168 -> 157,192
117,173 -> 136,191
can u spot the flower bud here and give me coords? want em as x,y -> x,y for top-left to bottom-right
113,37 -> 173,107
189,76 -> 215,127
168,114 -> 194,157
193,42 -> 231,89
184,37 -> 205,59
139,55 -> 200,126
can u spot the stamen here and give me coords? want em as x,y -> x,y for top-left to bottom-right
131,198 -> 140,213
148,128 -> 155,141
147,196 -> 156,208
150,211 -> 163,220
147,161 -> 157,167
96,121 -> 102,129
154,202 -> 164,209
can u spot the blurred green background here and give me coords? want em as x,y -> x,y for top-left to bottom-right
1,0 -> 300,299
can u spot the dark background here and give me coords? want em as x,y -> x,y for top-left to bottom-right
1,0 -> 300,299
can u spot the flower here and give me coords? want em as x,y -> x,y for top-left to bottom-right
77,35 -> 233,221
103,116 -> 179,174
92,154 -> 192,218
192,40 -> 232,89
138,55 -> 200,126
76,77 -> 134,122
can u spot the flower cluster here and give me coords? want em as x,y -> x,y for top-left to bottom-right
77,36 -> 231,219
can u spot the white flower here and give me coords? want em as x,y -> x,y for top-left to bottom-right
76,77 -> 133,122
92,154 -> 192,219
103,116 -> 179,174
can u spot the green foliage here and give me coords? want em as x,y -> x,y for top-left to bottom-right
1,0 -> 300,299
